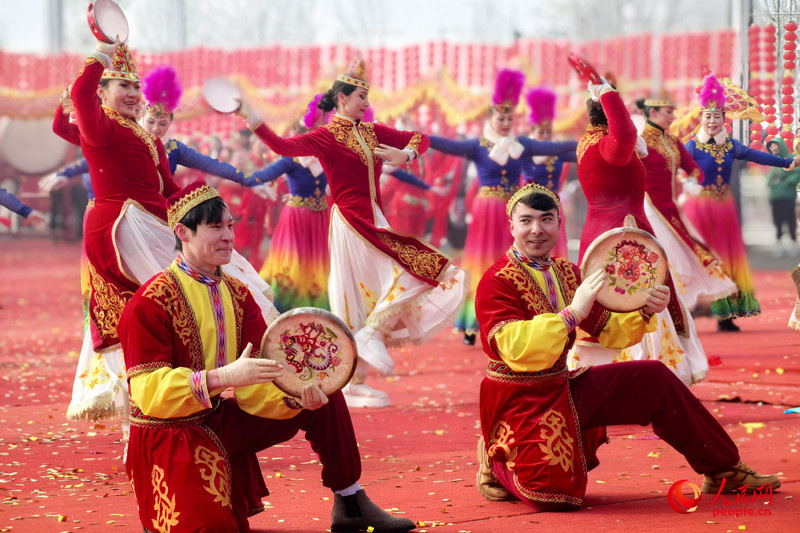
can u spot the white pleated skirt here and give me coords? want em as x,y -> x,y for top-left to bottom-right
327,205 -> 466,348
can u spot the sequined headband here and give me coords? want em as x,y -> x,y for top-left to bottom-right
506,183 -> 561,218
493,103 -> 516,114
167,185 -> 221,229
336,75 -> 369,91
145,102 -> 171,119
643,99 -> 674,108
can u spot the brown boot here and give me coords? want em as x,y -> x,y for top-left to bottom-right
701,460 -> 781,494
476,436 -> 514,501
331,489 -> 415,533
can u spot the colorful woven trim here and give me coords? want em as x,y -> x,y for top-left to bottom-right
559,306 -> 581,332
175,254 -> 227,369
167,184 -> 221,228
336,74 -> 369,90
190,371 -> 212,409
282,396 -> 303,410
512,247 -> 551,271
175,254 -> 220,286
506,182 -> 561,217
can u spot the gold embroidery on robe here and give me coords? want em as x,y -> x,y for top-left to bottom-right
406,131 -> 423,155
88,261 -> 134,339
537,409 -> 575,473
326,116 -> 378,167
577,125 -> 608,163
497,255 -> 553,316
478,184 -> 516,200
194,445 -> 232,508
142,272 -> 204,370
102,105 -> 160,166
487,420 -> 518,470
695,139 -> 733,164
376,233 -> 447,279
642,124 -> 679,174
151,464 -> 180,532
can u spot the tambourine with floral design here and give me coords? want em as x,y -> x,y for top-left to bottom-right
581,228 -> 668,312
260,307 -> 356,397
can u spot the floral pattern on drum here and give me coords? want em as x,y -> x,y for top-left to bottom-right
603,240 -> 660,296
279,321 -> 343,383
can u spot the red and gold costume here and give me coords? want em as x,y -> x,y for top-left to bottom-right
475,248 -> 740,510
250,114 -> 465,349
58,48 -> 278,423
572,89 -> 710,386
120,257 -> 360,531
640,121 -> 736,309
70,54 -> 178,352
251,116 -> 443,283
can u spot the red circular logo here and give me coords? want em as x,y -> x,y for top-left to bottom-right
668,479 -> 702,513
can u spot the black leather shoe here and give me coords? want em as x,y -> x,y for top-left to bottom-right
463,333 -> 476,345
717,318 -> 740,332
331,489 -> 416,532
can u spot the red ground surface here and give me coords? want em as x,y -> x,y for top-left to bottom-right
1,238 -> 798,532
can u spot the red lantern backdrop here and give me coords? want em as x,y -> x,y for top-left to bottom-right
0,27 -> 745,141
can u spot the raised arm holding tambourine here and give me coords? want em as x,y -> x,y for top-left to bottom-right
565,54 -> 710,386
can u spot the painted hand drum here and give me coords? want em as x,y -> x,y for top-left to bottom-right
260,307 -> 356,397
567,52 -> 602,84
202,78 -> 242,114
87,0 -> 129,44
581,228 -> 668,312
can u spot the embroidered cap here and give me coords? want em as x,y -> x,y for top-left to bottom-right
644,88 -> 674,108
167,182 -> 222,229
337,57 -> 369,91
506,183 -> 562,218
101,43 -> 139,82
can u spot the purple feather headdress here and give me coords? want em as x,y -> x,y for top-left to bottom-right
142,66 -> 182,118
525,86 -> 556,125
697,73 -> 726,112
303,93 -> 326,129
492,68 -> 525,113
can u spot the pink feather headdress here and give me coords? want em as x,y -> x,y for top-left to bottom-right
492,68 -> 526,114
525,86 -> 556,125
142,66 -> 182,118
303,93 -> 326,129
697,72 -> 726,113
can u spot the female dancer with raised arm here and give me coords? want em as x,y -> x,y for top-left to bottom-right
238,59 -> 466,408
58,37 -> 277,423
